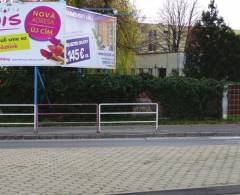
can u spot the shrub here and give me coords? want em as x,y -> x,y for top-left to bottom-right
0,68 -> 225,119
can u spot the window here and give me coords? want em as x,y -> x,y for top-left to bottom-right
148,43 -> 156,52
148,68 -> 153,75
163,30 -> 168,34
149,30 -> 157,38
148,29 -> 157,52
148,44 -> 152,51
153,30 -> 157,38
158,68 -> 166,78
148,30 -> 153,38
139,68 -> 144,74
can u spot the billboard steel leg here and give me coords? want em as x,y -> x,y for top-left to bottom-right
34,66 -> 38,134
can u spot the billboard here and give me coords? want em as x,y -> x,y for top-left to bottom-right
0,4 -> 117,69
0,2 -> 65,66
65,6 -> 117,69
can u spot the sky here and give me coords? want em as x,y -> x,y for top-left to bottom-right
130,0 -> 240,30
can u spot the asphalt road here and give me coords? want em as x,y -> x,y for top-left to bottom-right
1,136 -> 240,149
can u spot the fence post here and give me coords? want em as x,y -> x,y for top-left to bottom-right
155,104 -> 158,132
222,84 -> 228,120
96,104 -> 100,133
98,104 -> 101,133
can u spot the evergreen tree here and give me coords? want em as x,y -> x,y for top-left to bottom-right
184,0 -> 240,81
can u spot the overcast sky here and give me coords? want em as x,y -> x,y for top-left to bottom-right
130,0 -> 240,29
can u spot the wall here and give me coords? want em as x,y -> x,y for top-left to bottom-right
135,52 -> 185,77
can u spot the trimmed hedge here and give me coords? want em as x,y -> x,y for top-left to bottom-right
148,77 -> 224,118
0,68 -> 225,119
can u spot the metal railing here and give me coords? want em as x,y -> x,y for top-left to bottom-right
0,103 -> 159,133
38,104 -> 98,130
0,104 -> 35,126
98,103 -> 158,132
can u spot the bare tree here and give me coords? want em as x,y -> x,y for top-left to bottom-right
158,0 -> 199,52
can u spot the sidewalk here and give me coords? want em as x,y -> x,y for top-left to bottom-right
1,124 -> 240,139
1,144 -> 240,194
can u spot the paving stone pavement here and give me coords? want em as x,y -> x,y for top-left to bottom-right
1,145 -> 240,194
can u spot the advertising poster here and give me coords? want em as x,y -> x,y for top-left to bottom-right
0,2 -> 65,66
65,6 -> 116,69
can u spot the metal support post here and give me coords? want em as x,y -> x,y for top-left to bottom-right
155,104 -> 158,132
34,66 -> 38,133
98,104 -> 101,133
37,69 -> 51,105
96,105 -> 100,133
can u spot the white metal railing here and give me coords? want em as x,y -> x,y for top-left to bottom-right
0,103 -> 159,133
98,103 -> 158,132
0,104 -> 34,126
38,104 -> 98,131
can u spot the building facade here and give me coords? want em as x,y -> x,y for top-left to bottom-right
135,23 -> 185,77
135,52 -> 185,77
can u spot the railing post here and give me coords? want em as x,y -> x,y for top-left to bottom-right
155,103 -> 158,132
98,104 -> 101,133
96,104 -> 100,133
34,104 -> 38,132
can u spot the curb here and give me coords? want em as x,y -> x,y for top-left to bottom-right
0,132 -> 240,140
114,185 -> 240,195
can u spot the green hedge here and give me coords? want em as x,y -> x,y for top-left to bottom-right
148,77 -> 224,118
0,68 -> 225,119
